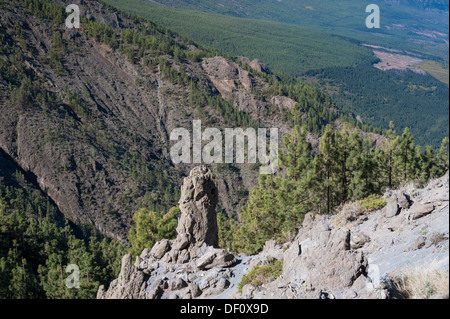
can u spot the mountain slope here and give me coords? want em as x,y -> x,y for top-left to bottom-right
103,0 -> 449,148
142,0 -> 449,60
0,0 -> 349,240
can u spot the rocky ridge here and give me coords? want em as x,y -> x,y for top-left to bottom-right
98,168 -> 449,299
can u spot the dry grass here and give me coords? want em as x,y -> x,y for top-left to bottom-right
333,195 -> 387,228
397,180 -> 418,195
392,265 -> 449,299
332,201 -> 362,228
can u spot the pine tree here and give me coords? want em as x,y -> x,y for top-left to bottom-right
278,126 -> 315,226
9,255 -> 38,299
346,130 -> 366,200
314,125 -> 339,214
334,128 -> 353,203
38,253 -> 68,299
361,138 -> 383,195
217,211 -> 233,251
128,207 -> 178,257
232,175 -> 282,254
416,145 -> 436,185
379,121 -> 398,188
438,137 -> 449,173
394,127 -> 416,183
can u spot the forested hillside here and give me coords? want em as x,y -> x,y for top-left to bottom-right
219,124 -> 449,254
399,0 -> 449,10
0,0 -> 448,299
0,0 -> 365,298
140,0 -> 449,60
104,0 -> 449,148
306,64 -> 449,147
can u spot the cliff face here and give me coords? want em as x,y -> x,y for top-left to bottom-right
99,168 -> 448,299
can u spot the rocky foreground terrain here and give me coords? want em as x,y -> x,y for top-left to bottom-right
98,167 -> 449,299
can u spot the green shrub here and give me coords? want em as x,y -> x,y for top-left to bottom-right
238,258 -> 283,293
357,194 -> 387,212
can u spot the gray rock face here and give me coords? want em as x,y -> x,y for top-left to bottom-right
97,253 -> 147,299
98,167 -> 236,299
356,173 -> 449,296
99,172 -> 449,300
280,215 -> 376,299
175,166 -> 219,252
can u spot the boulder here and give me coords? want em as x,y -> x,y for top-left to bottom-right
140,248 -> 150,259
397,192 -> 412,210
170,277 -> 188,291
383,197 -> 400,218
190,282 -> 202,298
410,203 -> 435,220
350,232 -> 371,250
196,248 -> 236,270
150,239 -> 171,259
413,235 -> 426,250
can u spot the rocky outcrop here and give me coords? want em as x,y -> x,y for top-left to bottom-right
359,174 -> 449,281
202,57 -> 254,98
254,213 -> 386,299
97,253 -> 147,299
173,166 -> 219,253
235,173 -> 449,299
201,56 -> 268,114
99,171 -> 449,299
237,56 -> 270,74
270,96 -> 297,111
98,166 -> 237,299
